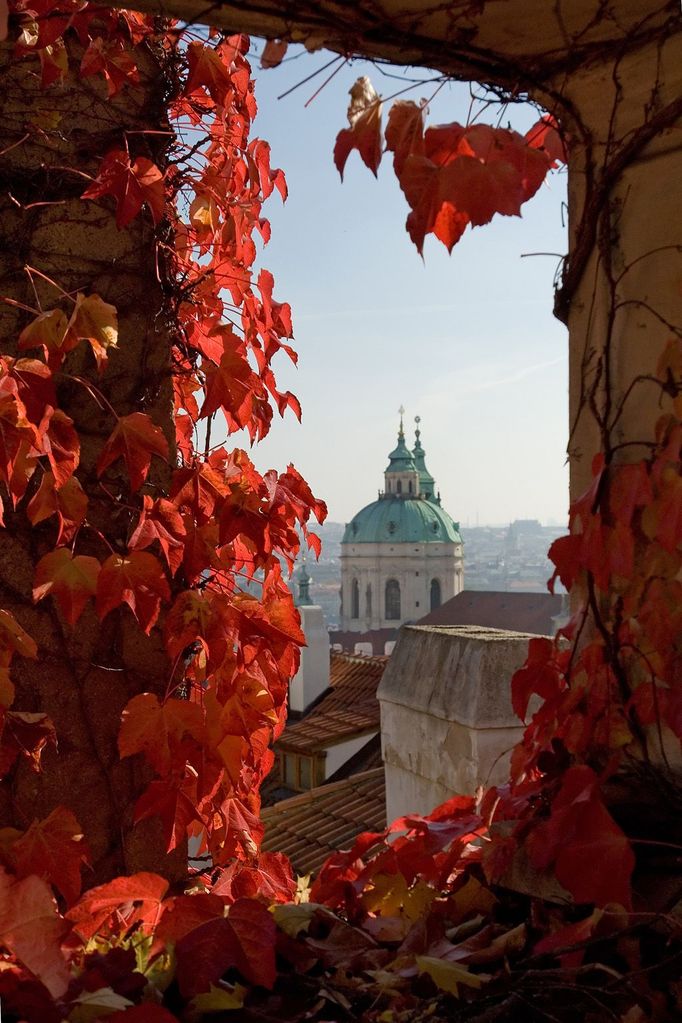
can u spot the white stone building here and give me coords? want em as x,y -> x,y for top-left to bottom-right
340,415 -> 464,631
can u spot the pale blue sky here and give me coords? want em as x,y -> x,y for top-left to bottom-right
226,46 -> 569,527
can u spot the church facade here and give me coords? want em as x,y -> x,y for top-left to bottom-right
340,415 -> 464,632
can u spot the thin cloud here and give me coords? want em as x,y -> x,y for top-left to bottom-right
461,355 -> 565,394
421,355 -> 565,409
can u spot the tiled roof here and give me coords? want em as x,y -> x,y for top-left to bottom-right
276,651 -> 387,754
261,767 -> 386,877
416,590 -> 564,636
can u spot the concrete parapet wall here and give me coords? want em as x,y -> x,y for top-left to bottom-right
378,625 -> 534,821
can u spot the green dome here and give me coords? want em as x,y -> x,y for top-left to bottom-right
343,497 -> 462,545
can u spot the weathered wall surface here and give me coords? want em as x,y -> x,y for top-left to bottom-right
95,0 -> 676,97
0,36 -> 183,882
378,625 -> 532,820
558,30 -> 682,500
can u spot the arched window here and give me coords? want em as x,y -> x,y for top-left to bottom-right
351,578 -> 360,619
396,479 -> 402,494
430,578 -> 442,611
385,579 -> 401,621
366,583 -> 372,618
408,480 -> 413,493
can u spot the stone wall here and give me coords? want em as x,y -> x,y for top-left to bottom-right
378,625 -> 533,821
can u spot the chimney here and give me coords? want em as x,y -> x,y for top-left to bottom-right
289,605 -> 330,713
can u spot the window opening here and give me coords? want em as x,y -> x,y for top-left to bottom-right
386,578 -> 401,620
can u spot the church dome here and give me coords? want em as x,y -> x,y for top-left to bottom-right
340,413 -> 464,633
343,496 -> 461,545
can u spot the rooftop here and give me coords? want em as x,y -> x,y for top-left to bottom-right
261,767 -> 386,877
416,589 -> 564,635
276,651 -> 387,754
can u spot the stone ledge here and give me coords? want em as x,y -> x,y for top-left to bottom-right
377,624 -> 533,729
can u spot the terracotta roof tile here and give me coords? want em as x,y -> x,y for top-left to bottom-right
276,652 -> 387,754
261,767 -> 386,877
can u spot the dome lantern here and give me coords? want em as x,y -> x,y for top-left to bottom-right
412,415 -> 436,501
384,406 -> 420,498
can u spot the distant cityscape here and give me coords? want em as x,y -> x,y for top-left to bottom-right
297,518 -> 567,629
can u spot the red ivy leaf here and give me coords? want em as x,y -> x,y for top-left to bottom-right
527,766 -> 635,908
17,308 -> 74,367
0,608 -> 38,661
155,894 -> 226,950
97,412 -> 169,491
524,114 -> 567,167
395,122 -> 551,253
0,711 -> 57,776
183,40 -> 233,106
175,897 -> 276,997
33,548 -> 101,626
511,636 -> 563,721
128,496 -> 186,575
42,408 -> 80,487
39,40 -> 68,88
96,552 -> 170,634
533,909 -> 602,968
119,692 -> 204,775
133,779 -> 200,852
82,149 -> 165,229
227,897 -> 277,986
609,461 -> 653,528
212,851 -> 296,904
260,39 -> 288,69
80,38 -> 140,97
174,916 -> 236,998
65,292 -> 119,372
11,806 -> 91,906
334,76 -> 383,179
0,867 -> 70,998
27,471 -> 88,545
67,872 -> 169,940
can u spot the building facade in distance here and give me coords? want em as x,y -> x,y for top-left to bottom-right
340,414 -> 463,632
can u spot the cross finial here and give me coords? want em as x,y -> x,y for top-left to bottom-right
398,405 -> 405,438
